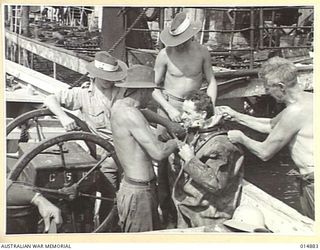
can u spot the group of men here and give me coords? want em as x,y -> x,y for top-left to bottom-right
8,11 -> 314,233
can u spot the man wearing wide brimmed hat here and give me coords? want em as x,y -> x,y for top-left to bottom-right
44,51 -> 128,217
111,65 -> 179,232
152,11 -> 219,228
153,12 -> 218,122
45,51 -> 127,135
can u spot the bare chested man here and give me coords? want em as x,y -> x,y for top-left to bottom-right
216,57 -> 314,219
153,12 -> 217,123
153,12 -> 218,227
110,65 -> 178,232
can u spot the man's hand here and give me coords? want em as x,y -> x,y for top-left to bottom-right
167,121 -> 186,139
32,194 -> 62,232
206,114 -> 223,127
215,106 -> 239,122
178,144 -> 195,162
59,114 -> 77,131
158,131 -> 172,142
227,130 -> 244,144
166,107 -> 182,122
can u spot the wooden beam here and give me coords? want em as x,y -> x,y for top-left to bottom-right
214,65 -> 313,79
6,90 -> 45,103
5,30 -> 90,74
5,60 -> 69,95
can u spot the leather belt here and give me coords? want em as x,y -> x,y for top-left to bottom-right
124,176 -> 156,187
162,90 -> 185,102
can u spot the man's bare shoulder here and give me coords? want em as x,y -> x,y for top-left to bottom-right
276,102 -> 307,127
112,104 -> 145,127
197,43 -> 210,56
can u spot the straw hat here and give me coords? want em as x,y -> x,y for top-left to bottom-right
160,12 -> 202,47
223,205 -> 270,233
115,65 -> 157,88
86,51 -> 127,81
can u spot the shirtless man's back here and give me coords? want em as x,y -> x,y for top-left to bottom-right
111,99 -> 177,181
110,65 -> 178,232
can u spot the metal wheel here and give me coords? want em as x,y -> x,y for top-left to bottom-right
6,107 -> 97,159
8,131 -> 121,233
7,107 -> 91,139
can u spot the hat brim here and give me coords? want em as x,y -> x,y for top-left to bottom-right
223,219 -> 268,233
115,81 -> 158,89
160,22 -> 202,47
86,60 -> 127,81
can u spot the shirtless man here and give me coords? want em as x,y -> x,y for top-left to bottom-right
110,65 -> 178,232
44,51 -> 182,183
153,12 -> 217,123
153,12 -> 218,226
216,57 -> 314,219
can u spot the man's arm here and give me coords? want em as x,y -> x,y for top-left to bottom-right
127,108 -> 178,161
202,47 -> 218,110
44,94 -> 78,131
228,106 -> 302,161
152,49 -> 181,122
7,181 -> 36,205
216,105 -> 273,134
178,138 -> 243,193
140,109 -> 185,137
7,181 -> 62,231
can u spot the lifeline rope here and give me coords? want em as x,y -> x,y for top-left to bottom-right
69,8 -> 148,88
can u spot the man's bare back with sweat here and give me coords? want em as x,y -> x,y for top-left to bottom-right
111,65 -> 178,232
112,97 -> 177,181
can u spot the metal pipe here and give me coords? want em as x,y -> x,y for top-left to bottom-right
199,6 -> 312,12
262,25 -> 313,30
53,62 -> 56,79
159,8 -> 165,49
249,8 -> 255,69
130,28 -> 161,32
259,8 -> 264,49
269,10 -> 275,47
131,27 -> 252,33
229,9 -> 236,50
258,45 -> 312,49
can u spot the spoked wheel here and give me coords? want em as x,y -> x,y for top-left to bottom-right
6,108 -> 97,163
8,131 -> 122,233
6,107 -> 91,139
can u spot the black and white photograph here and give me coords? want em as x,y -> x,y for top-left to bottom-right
3,5 -> 315,237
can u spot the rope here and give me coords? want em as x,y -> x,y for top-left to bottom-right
68,72 -> 89,89
108,8 -> 148,54
69,8 -> 148,88
18,123 -> 29,143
